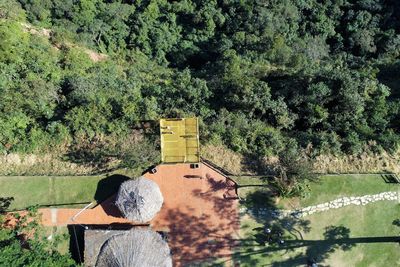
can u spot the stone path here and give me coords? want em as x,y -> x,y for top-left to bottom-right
241,191 -> 399,219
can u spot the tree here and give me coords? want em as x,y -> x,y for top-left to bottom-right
0,201 -> 77,266
118,138 -> 160,170
1,0 -> 400,167
270,144 -> 316,198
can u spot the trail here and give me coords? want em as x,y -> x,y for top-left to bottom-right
21,22 -> 108,62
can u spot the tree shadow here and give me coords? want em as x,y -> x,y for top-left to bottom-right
241,190 -> 276,211
206,173 -> 230,191
162,209 -> 238,265
269,233 -> 400,267
64,145 -> 114,172
237,206 -> 400,267
236,225 -> 355,266
378,61 -> 400,99
303,225 -> 355,264
0,197 -> 14,213
93,174 -> 131,205
240,153 -> 276,175
191,175 -> 239,224
230,183 -> 360,266
153,171 -> 240,266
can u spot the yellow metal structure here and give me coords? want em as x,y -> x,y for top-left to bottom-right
160,118 -> 200,163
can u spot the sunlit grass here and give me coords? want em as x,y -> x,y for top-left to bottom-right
236,174 -> 400,266
0,174 -> 127,210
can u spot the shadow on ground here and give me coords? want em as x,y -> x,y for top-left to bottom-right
381,174 -> 400,183
93,174 -> 131,204
68,224 -> 85,264
233,187 -> 400,266
0,197 -> 14,213
64,145 -> 114,173
153,171 -> 240,266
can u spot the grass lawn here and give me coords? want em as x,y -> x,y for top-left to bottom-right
234,176 -> 271,199
296,174 -> 398,207
235,174 -> 398,209
238,202 -> 400,266
0,173 -> 131,210
235,174 -> 400,266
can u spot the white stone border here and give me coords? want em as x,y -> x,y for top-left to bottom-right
241,191 -> 399,219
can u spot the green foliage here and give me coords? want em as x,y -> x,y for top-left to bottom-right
0,20 -> 28,63
0,204 -> 77,266
0,0 -> 399,165
271,145 -> 316,198
118,138 -> 160,169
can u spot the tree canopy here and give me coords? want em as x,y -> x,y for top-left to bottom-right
0,0 -> 399,167
0,201 -> 77,266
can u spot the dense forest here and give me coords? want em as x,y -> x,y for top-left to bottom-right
1,0 -> 400,170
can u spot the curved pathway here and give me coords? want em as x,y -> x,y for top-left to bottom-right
243,191 -> 399,219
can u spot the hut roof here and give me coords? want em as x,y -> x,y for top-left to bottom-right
85,229 -> 127,267
115,177 -> 163,222
95,227 -> 172,267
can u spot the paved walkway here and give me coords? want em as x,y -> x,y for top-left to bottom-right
37,163 -> 239,266
39,196 -> 141,227
143,163 -> 240,266
243,191 -> 399,219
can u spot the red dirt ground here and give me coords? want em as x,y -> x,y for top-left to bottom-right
38,162 -> 240,266
144,163 -> 240,265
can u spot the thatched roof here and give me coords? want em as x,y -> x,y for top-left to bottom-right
115,177 -> 163,222
95,228 -> 172,267
85,229 -> 127,267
